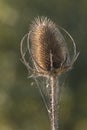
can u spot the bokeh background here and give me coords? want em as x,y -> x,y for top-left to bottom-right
0,0 -> 87,130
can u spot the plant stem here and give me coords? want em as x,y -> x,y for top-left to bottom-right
50,76 -> 59,130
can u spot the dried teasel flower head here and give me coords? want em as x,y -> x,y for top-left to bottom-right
20,16 -> 79,78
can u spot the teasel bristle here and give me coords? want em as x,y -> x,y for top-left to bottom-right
30,16 -> 68,74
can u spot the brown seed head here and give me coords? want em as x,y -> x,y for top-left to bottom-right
29,17 -> 68,74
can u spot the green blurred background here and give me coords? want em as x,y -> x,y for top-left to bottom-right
0,0 -> 87,130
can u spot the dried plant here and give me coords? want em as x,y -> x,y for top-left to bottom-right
20,16 -> 79,130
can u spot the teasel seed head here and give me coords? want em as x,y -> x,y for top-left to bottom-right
20,16 -> 79,77
29,17 -> 70,75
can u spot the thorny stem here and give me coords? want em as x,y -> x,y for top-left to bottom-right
50,76 -> 59,130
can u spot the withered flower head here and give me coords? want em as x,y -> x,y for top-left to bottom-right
20,16 -> 79,77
